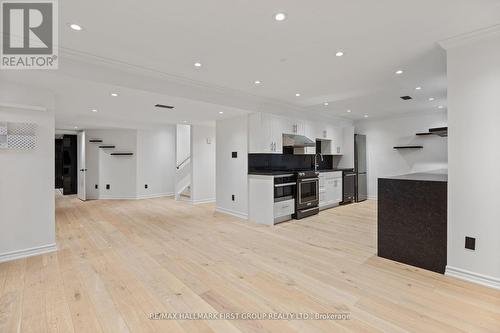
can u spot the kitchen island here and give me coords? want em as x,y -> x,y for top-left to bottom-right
378,171 -> 448,273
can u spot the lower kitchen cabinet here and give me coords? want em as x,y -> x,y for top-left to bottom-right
248,175 -> 295,225
319,171 -> 343,209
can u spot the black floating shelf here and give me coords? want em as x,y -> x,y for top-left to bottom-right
89,139 -> 103,143
429,127 -> 448,137
110,152 -> 134,156
394,145 -> 424,149
99,145 -> 116,148
416,132 -> 434,136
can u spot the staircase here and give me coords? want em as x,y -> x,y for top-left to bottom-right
175,156 -> 191,201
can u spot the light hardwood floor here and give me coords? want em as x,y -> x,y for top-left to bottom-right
1,194 -> 499,333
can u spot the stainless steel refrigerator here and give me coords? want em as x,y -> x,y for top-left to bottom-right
355,134 -> 368,202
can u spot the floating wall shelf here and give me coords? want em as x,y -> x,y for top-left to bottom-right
394,145 -> 424,150
89,139 -> 103,143
416,127 -> 448,137
110,152 -> 133,156
99,145 -> 116,149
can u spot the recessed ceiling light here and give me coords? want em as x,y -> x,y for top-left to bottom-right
295,93 -> 301,97
254,80 -> 261,85
395,70 -> 404,75
429,97 -> 435,101
438,105 -> 445,109
415,86 -> 422,90
364,115 -> 369,118
274,13 -> 286,21
111,93 -> 118,97
91,109 -> 97,112
335,51 -> 344,57
194,62 -> 202,68
219,111 -> 224,114
70,24 -> 82,31
347,109 -> 352,113
324,102 -> 329,106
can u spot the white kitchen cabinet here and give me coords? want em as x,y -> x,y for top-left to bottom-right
332,127 -> 344,155
249,174 -> 294,225
248,113 -> 283,154
319,171 -> 343,209
249,112 -> 348,156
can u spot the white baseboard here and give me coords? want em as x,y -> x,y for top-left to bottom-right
215,207 -> 248,220
97,195 -> 138,200
95,193 -> 174,200
445,266 -> 500,290
136,192 -> 174,200
192,198 -> 215,205
0,243 -> 57,263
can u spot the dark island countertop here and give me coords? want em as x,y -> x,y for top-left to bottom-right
380,171 -> 448,182
378,170 -> 448,274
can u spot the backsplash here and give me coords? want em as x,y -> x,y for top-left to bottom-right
248,153 -> 333,172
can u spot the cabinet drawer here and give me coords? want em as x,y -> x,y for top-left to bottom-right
274,199 -> 295,218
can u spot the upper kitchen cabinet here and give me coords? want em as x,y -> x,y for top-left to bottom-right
332,126 -> 344,155
315,123 -> 335,140
248,112 -> 349,155
248,113 -> 283,154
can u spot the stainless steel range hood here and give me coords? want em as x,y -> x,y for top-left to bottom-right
282,133 -> 316,155
282,133 -> 316,148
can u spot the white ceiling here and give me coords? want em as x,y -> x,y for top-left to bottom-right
2,0 -> 500,126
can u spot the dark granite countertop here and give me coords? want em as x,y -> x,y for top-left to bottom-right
380,171 -> 448,182
248,171 -> 295,176
249,168 -> 350,176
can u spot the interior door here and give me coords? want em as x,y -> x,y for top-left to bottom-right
77,131 -> 87,201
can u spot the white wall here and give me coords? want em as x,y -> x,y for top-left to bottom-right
85,129 -> 138,199
355,112 -> 448,199
136,127 -> 176,198
85,127 -> 176,200
445,32 -> 500,288
216,115 -> 248,218
191,125 -> 216,203
0,106 -> 56,261
176,124 -> 191,166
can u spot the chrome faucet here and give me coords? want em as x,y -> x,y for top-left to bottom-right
314,153 -> 324,172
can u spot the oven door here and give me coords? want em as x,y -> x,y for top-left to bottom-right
297,178 -> 319,209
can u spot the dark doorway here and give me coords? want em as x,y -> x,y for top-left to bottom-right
55,135 -> 78,195
55,138 -> 63,188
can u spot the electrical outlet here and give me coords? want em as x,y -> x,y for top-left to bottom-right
465,237 -> 476,250
95,184 -> 98,189
232,195 -> 235,201
106,184 -> 110,190
145,184 -> 148,189
232,151 -> 237,158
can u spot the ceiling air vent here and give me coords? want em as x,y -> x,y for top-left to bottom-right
155,104 -> 174,109
400,96 -> 413,100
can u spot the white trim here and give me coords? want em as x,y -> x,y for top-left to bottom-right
192,198 -> 216,205
445,266 -> 500,290
136,192 -> 174,200
215,207 -> 248,220
439,24 -> 500,50
0,243 -> 57,263
97,196 -> 138,200
0,102 -> 47,112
